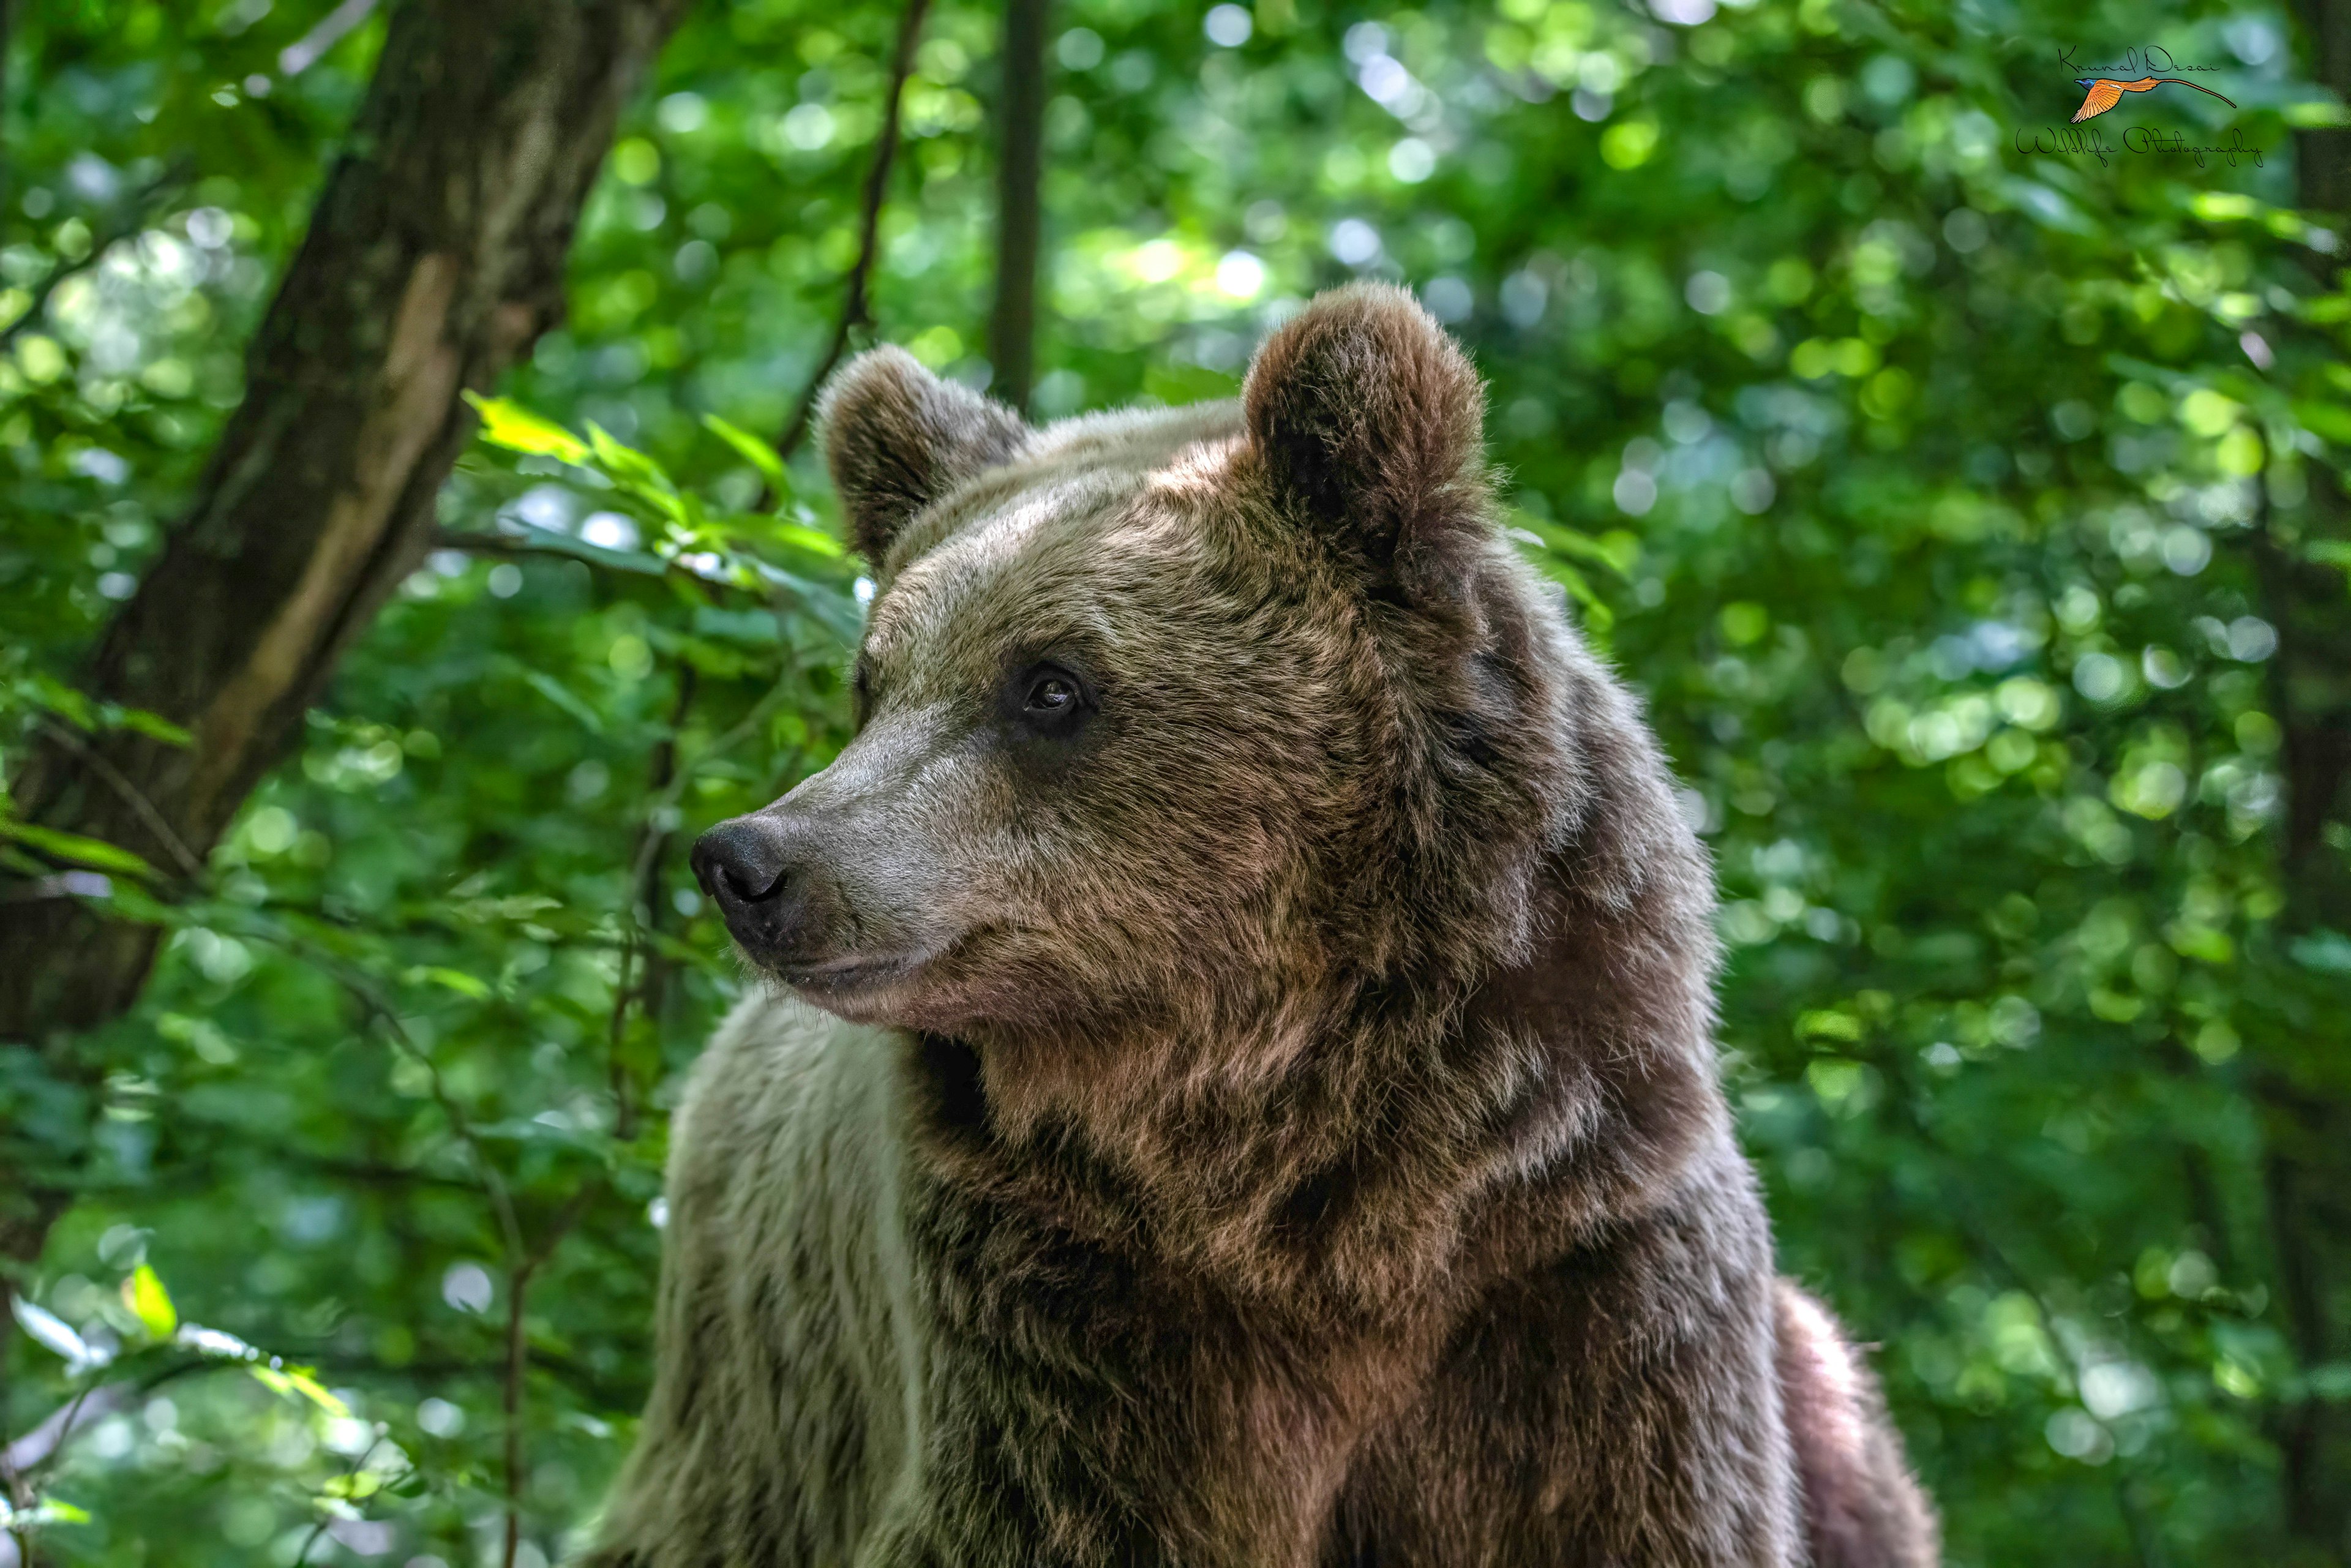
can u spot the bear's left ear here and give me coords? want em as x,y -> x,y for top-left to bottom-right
819,346 -> 1032,568
1241,283 -> 1488,581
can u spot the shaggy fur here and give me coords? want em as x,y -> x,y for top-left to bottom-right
587,285 -> 1938,1567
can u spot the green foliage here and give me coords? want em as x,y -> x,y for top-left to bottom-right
4,0 -> 2349,1564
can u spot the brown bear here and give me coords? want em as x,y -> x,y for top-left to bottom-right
586,285 -> 1938,1567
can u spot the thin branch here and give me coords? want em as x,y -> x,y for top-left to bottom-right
427,527 -> 564,560
3,1384 -> 131,1479
295,1430 -> 385,1567
5,1358 -> 220,1484
18,1383 -> 99,1495
299,1348 -> 639,1412
265,1153 -> 484,1195
501,1187 -> 594,1568
427,525 -> 767,601
0,159 -> 192,353
287,954 -> 523,1263
607,663 -> 699,1143
277,0 -> 381,77
1873,1055 -> 2163,1568
32,717 -> 205,879
765,0 -> 934,489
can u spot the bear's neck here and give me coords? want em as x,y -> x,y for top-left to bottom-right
900,842 -> 1727,1327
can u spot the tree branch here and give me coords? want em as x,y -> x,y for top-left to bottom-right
764,0 -> 934,489
606,662 -> 699,1143
427,524 -> 765,601
501,1187 -> 594,1568
987,0 -> 1049,414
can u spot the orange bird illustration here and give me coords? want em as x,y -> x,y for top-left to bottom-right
2071,75 -> 2236,122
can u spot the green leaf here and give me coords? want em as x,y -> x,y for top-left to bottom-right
12,1295 -> 91,1363
9,681 -> 192,748
518,669 -> 607,735
251,1364 -> 351,1417
2282,99 -> 2351,129
1512,511 -> 1635,579
2188,192 -> 2260,222
465,392 -> 590,463
122,1264 -> 177,1338
587,423 -> 679,498
2308,540 -> 2351,579
0,818 -> 156,878
481,520 -> 668,577
0,1498 -> 92,1528
2289,930 -> 2351,975
1525,554 -> 1616,634
763,566 -> 866,646
173,1322 -> 260,1360
702,412 -> 788,493
405,964 -> 491,999
2105,355 -> 2192,393
2292,400 -> 2351,446
1797,1009 -> 1865,1041
286,1367 -> 352,1417
769,522 -> 846,561
24,672 -> 97,729
112,705 -> 193,747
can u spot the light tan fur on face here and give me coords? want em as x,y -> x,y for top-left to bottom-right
588,285 -> 1938,1568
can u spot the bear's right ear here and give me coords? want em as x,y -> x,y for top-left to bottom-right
817,347 -> 1030,568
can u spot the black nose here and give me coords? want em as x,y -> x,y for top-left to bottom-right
691,814 -> 836,966
691,817 -> 791,905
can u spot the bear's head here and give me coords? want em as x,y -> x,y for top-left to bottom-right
691,285 -> 1703,1123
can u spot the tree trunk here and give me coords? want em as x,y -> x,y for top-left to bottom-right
0,0 -> 688,1274
986,0 -> 1048,415
2260,2 -> 2351,1559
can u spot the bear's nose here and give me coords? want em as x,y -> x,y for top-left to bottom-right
691,817 -> 793,906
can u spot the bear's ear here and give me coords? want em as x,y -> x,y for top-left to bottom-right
1242,283 -> 1488,580
818,346 -> 1031,567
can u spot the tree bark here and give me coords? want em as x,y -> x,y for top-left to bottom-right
986,0 -> 1048,415
2260,2 -> 2351,1559
0,0 -> 688,1272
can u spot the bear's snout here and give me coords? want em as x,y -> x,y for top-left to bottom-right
692,814 -> 841,972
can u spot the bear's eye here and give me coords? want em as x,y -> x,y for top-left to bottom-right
1010,662 -> 1093,735
1026,673 -> 1076,713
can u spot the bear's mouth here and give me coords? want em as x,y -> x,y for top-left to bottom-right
766,928 -> 1000,1028
772,948 -> 931,996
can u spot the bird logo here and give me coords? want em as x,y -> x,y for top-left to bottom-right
2071,76 -> 2236,123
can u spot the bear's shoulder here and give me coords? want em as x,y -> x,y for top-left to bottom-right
668,989 -> 908,1220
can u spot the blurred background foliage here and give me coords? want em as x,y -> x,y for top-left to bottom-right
4,0 -> 2351,1563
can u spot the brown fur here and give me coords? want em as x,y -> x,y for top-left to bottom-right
588,285 -> 1938,1566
